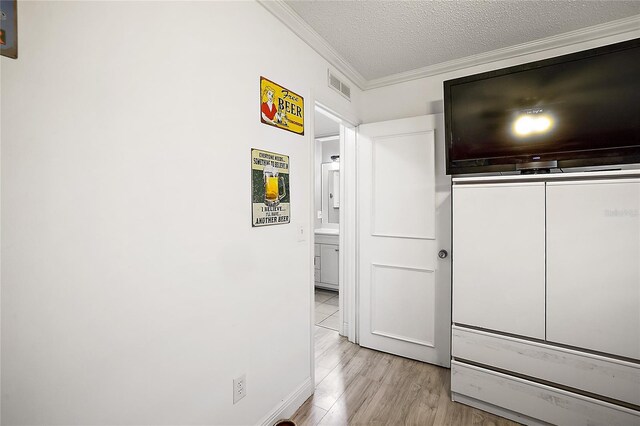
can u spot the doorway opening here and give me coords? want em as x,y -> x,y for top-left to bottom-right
309,100 -> 358,390
313,105 -> 342,332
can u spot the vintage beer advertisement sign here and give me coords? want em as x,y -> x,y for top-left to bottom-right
251,148 -> 290,227
0,0 -> 17,59
260,76 -> 304,135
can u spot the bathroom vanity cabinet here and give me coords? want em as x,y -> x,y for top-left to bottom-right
315,232 -> 339,291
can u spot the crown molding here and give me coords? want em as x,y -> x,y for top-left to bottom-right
257,0 -> 368,90
259,2 -> 640,91
365,14 -> 640,90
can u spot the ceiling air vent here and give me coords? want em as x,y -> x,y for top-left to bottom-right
328,69 -> 351,101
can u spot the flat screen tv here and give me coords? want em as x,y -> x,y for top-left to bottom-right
444,38 -> 640,175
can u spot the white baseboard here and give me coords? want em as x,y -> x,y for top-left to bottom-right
259,377 -> 313,426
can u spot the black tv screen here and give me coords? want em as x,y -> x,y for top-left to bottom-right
444,38 -> 640,175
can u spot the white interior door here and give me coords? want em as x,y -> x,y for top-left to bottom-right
357,115 -> 451,366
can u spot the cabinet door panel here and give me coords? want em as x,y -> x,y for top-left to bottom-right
320,244 -> 339,285
453,183 -> 546,339
547,180 -> 640,360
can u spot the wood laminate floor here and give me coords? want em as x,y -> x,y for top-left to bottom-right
291,326 -> 519,426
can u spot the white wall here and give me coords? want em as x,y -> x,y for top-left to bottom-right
321,139 -> 340,164
0,2 -> 359,425
360,31 -> 640,124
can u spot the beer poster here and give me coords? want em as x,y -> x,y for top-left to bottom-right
251,148 -> 290,227
0,0 -> 17,59
260,76 -> 304,135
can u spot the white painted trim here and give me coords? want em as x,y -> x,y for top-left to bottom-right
338,125 -> 346,337
308,93 -> 318,404
314,102 -> 358,343
258,2 -> 640,91
315,135 -> 339,143
336,121 -> 350,338
370,233 -> 436,241
259,377 -> 313,426
342,124 -> 358,344
352,125 -> 361,345
371,263 -> 435,274
257,0 -> 368,90
370,330 -> 434,348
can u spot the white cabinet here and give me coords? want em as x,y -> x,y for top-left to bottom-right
453,183 -> 546,339
546,179 -> 640,360
315,234 -> 339,291
451,172 -> 640,426
320,244 -> 339,286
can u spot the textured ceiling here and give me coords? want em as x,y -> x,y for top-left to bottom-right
285,1 -> 640,81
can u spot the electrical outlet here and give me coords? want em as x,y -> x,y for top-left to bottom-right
233,374 -> 246,404
317,210 -> 322,219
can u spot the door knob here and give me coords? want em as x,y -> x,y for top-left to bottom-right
438,249 -> 448,259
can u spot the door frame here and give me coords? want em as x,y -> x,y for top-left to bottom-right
313,100 -> 358,341
337,112 -> 358,344
308,97 -> 359,387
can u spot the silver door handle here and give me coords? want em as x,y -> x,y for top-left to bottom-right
438,249 -> 448,259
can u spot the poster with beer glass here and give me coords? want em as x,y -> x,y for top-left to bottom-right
251,148 -> 290,227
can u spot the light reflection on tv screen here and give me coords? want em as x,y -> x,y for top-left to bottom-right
449,45 -> 640,165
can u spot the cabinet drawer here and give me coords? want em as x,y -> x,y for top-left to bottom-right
452,361 -> 640,426
452,326 -> 640,406
315,234 -> 338,245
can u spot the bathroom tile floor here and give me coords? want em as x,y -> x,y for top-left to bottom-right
315,288 -> 339,331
